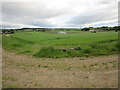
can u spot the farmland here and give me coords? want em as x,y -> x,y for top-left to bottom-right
1,0 -> 119,88
2,30 -> 119,88
2,31 -> 118,58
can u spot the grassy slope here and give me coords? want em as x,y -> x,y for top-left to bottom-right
2,31 -> 118,58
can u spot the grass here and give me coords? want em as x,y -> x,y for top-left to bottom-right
33,46 -> 65,58
2,31 -> 118,58
3,76 -> 17,81
5,85 -> 17,88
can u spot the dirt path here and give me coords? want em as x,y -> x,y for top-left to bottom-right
2,50 -> 118,88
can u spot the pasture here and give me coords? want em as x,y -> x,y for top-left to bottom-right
2,31 -> 118,58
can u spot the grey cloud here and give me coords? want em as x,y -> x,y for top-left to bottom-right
2,2 -> 67,18
68,4 -> 117,26
1,0 -> 118,28
2,2 -> 68,28
69,12 -> 116,24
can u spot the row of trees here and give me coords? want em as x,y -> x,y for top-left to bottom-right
81,26 -> 119,32
2,29 -> 14,34
1,26 -> 119,34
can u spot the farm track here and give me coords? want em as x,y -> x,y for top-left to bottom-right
2,50 -> 118,88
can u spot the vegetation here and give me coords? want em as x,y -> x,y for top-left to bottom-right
2,27 -> 118,88
1,26 -> 119,33
2,29 -> 14,34
5,85 -> 17,88
81,26 -> 119,31
2,30 -> 118,58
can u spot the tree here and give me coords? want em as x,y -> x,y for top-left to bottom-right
81,28 -> 90,31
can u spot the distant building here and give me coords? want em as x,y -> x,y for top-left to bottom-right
58,31 -> 67,34
89,29 -> 106,32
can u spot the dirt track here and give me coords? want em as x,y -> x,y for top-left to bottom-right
2,50 -> 118,88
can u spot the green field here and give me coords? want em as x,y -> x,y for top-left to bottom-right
2,31 -> 118,58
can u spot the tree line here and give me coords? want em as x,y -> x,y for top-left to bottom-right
1,26 -> 119,34
81,26 -> 119,32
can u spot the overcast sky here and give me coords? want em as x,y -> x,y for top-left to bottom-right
1,0 -> 119,29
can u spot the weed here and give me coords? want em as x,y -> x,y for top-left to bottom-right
3,76 -> 17,81
6,85 -> 17,88
34,47 -> 64,58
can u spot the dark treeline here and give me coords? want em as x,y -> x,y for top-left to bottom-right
1,26 -> 119,34
1,29 -> 14,34
81,26 -> 120,32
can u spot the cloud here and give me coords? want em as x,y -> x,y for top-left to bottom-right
68,9 -> 117,27
67,0 -> 118,27
1,0 -> 119,28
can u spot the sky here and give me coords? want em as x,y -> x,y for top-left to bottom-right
1,0 -> 119,29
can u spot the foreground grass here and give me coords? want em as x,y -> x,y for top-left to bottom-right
2,31 -> 118,58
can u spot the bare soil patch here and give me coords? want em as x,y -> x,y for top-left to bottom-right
2,50 -> 118,88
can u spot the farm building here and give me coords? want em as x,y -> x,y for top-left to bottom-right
58,31 -> 67,34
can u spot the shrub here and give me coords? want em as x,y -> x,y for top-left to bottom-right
98,50 -> 108,55
33,47 -> 63,58
75,46 -> 81,50
21,50 -> 31,54
82,47 -> 92,54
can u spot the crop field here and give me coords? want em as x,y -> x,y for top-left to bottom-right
2,31 -> 118,58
